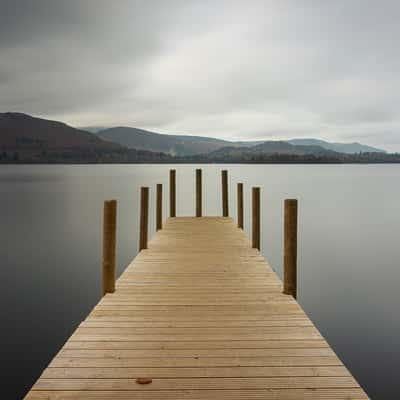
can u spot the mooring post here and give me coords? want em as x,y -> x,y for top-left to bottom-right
156,184 -> 162,231
283,199 -> 298,299
196,168 -> 202,217
252,187 -> 260,250
237,182 -> 244,229
139,187 -> 149,251
221,170 -> 229,217
169,169 -> 176,217
102,199 -> 116,296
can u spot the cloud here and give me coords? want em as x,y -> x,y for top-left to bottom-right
1,0 -> 399,150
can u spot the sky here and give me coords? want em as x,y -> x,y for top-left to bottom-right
1,1 -> 399,151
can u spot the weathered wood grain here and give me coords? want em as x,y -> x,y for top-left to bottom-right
24,217 -> 368,399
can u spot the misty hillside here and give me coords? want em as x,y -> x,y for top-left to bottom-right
0,113 -> 121,150
195,141 -> 339,162
0,113 -> 171,163
185,141 -> 399,164
0,113 -> 393,164
96,127 -> 237,156
288,138 -> 385,154
97,125 -> 385,155
251,141 -> 339,155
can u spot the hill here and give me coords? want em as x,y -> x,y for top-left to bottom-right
184,141 -> 341,163
288,138 -> 385,154
251,141 -> 338,155
184,141 -> 398,164
0,113 -> 172,163
97,126 -> 386,155
0,113 -> 396,164
96,127 -> 236,156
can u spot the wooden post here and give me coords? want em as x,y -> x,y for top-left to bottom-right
221,170 -> 228,217
252,187 -> 260,250
156,184 -> 162,231
139,187 -> 149,251
196,168 -> 202,217
283,199 -> 298,299
102,199 -> 116,296
169,169 -> 176,217
237,183 -> 243,229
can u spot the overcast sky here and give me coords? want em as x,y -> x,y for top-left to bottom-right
1,1 -> 399,150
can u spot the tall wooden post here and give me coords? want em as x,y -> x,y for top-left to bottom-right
139,187 -> 149,251
156,184 -> 162,231
196,168 -> 202,217
169,169 -> 176,217
102,199 -> 116,296
283,199 -> 298,299
221,170 -> 228,217
252,187 -> 260,250
237,183 -> 243,229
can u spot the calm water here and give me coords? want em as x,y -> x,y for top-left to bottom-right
1,164 -> 399,399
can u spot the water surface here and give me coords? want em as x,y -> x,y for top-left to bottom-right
1,164 -> 399,399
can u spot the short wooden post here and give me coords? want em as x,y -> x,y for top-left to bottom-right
139,187 -> 149,251
252,187 -> 260,250
196,168 -> 202,217
102,199 -> 117,296
221,170 -> 229,217
169,169 -> 176,217
283,199 -> 298,299
156,184 -> 162,231
237,183 -> 243,229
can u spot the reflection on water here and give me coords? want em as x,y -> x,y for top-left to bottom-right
1,164 -> 399,398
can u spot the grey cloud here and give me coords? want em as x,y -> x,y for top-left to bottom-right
0,0 -> 399,150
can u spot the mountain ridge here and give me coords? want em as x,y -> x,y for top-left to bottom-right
288,138 -> 385,154
97,126 -> 235,156
0,112 -> 171,163
96,126 -> 386,155
0,113 -> 395,164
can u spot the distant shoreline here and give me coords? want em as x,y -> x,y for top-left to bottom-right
2,113 -> 397,165
2,161 -> 400,165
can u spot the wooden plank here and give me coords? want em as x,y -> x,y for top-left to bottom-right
68,333 -> 323,341
79,320 -> 314,327
63,340 -> 328,349
32,377 -> 359,390
41,366 -> 350,379
74,326 -> 321,335
24,216 -> 368,399
25,389 -> 369,400
49,356 -> 345,368
83,315 -> 312,322
58,348 -> 334,358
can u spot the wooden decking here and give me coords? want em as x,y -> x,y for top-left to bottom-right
25,217 -> 368,399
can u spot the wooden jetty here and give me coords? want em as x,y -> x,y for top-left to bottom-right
25,169 -> 368,399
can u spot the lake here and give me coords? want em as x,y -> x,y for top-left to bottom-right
1,164 -> 399,399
